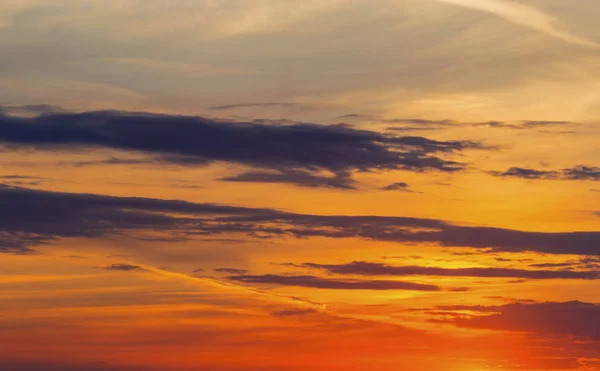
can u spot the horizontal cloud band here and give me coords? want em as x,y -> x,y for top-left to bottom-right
0,110 -> 483,172
0,185 -> 598,256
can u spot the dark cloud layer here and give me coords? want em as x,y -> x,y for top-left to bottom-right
0,185 -> 598,256
0,110 -> 481,173
430,301 -> 600,340
299,261 -> 600,280
491,166 -> 600,181
227,274 -> 441,291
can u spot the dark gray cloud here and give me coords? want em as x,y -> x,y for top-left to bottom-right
214,268 -> 248,275
100,264 -> 143,271
529,256 -> 600,270
563,166 -> 600,180
0,175 -> 47,187
227,274 -> 441,291
428,301 -> 600,340
270,308 -> 318,317
220,169 -> 357,190
0,184 -> 279,253
382,182 -> 411,191
490,166 -> 600,181
0,185 -> 598,256
490,167 -> 560,180
298,261 -> 600,280
0,110 -> 482,173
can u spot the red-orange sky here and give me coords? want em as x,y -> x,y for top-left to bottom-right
0,1 -> 599,370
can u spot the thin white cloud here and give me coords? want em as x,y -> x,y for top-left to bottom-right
433,0 -> 599,49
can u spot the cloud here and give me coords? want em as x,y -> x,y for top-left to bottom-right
100,264 -> 143,271
521,120 -> 573,128
491,165 -> 600,181
490,167 -> 560,180
220,169 -> 357,190
0,184 -> 278,253
387,119 -> 576,133
214,268 -> 249,275
429,300 -> 600,340
0,110 -> 482,173
0,104 -> 67,117
208,102 -> 299,110
0,175 -> 47,187
433,0 -> 600,49
227,274 -> 441,291
473,120 -> 575,130
337,113 -> 366,119
563,166 -> 600,181
382,182 -> 414,192
270,308 -> 318,317
299,261 -> 600,280
0,185 -> 598,256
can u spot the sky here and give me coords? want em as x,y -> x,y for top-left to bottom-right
0,1 -> 599,370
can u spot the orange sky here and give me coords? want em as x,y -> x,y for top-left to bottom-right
0,1 -> 599,370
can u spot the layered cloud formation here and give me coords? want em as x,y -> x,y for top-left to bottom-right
1,185 -> 598,256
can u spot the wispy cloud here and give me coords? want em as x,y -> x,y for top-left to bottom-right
433,0 -> 599,49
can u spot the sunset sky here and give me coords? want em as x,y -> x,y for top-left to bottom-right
1,1 -> 599,370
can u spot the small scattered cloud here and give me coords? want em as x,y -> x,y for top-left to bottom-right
270,308 -> 318,317
490,165 -> 600,181
227,274 -> 442,291
208,102 -> 299,110
221,169 -> 357,190
0,174 -> 47,187
99,264 -> 143,271
381,182 -> 416,192
214,268 -> 249,275
337,113 -> 368,119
